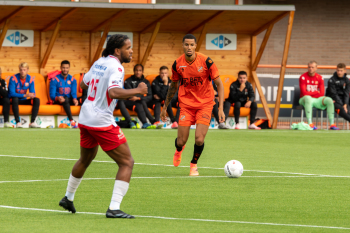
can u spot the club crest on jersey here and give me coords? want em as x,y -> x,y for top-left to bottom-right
197,66 -> 203,72
25,82 -> 29,87
118,68 -> 122,72
180,115 -> 186,121
302,76 -> 305,80
307,80 -> 309,83
67,81 -> 71,85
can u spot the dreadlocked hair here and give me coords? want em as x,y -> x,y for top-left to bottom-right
102,34 -> 129,57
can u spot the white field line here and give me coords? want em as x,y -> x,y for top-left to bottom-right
0,176 -> 328,184
1,154 -> 349,178
0,205 -> 349,230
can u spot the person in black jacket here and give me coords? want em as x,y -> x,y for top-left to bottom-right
326,63 -> 350,122
0,68 -> 12,128
223,71 -> 260,130
151,66 -> 179,129
123,64 -> 162,129
213,81 -> 229,129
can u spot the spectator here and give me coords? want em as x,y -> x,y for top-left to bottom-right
151,66 -> 178,129
299,61 -> 338,130
49,60 -> 78,127
0,67 -> 11,128
8,62 -> 40,128
123,64 -> 162,129
213,81 -> 229,129
223,71 -> 260,130
326,63 -> 350,122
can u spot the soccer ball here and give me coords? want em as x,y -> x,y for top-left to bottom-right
224,160 -> 243,178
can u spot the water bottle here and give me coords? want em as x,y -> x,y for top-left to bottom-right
210,117 -> 215,128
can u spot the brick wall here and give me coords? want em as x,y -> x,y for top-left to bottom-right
245,0 -> 350,75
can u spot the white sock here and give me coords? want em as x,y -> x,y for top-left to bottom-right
109,180 -> 129,210
65,174 -> 82,201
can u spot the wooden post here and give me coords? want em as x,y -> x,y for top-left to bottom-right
250,35 -> 257,91
252,71 -> 272,123
272,11 -> 295,129
251,24 -> 273,71
41,20 -> 62,69
141,22 -> 160,67
91,22 -> 112,66
0,6 -> 26,27
0,19 -> 10,52
253,12 -> 289,36
195,23 -> 208,52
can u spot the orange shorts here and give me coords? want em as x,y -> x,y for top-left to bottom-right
178,105 -> 213,126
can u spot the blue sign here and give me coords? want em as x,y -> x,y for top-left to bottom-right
6,31 -> 28,45
211,35 -> 232,49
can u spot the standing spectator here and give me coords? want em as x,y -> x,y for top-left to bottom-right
299,61 -> 338,130
0,67 -> 12,128
123,64 -> 162,129
151,66 -> 178,129
326,63 -> 350,122
49,60 -> 78,127
213,81 -> 229,129
8,62 -> 40,128
223,71 -> 260,130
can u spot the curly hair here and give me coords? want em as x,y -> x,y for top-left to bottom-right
102,34 -> 129,57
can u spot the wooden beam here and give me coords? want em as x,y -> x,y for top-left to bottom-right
140,10 -> 176,34
250,35 -> 257,91
42,8 -> 78,32
195,23 -> 208,52
0,6 -> 26,27
0,19 -> 10,52
251,24 -> 273,71
253,12 -> 289,36
252,71 -> 272,123
91,10 -> 128,33
272,11 -> 295,129
91,22 -> 112,66
141,22 -> 160,67
188,11 -> 224,34
40,20 -> 62,69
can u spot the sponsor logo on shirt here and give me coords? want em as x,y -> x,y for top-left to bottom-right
112,80 -> 117,84
197,66 -> 203,72
118,68 -> 122,72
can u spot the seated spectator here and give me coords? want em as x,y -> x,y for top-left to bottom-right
0,67 -> 11,128
299,61 -> 338,130
213,81 -> 229,129
151,66 -> 178,129
122,64 -> 162,129
8,62 -> 40,128
326,63 -> 350,123
49,60 -> 78,127
223,71 -> 260,130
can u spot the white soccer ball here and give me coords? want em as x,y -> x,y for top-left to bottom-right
224,160 -> 243,178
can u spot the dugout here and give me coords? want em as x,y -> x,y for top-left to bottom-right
0,1 -> 295,128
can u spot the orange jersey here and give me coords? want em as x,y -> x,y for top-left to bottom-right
171,52 -> 219,109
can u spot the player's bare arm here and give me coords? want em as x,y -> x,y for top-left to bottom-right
109,82 -> 147,100
213,77 -> 225,123
80,81 -> 88,90
160,81 -> 178,122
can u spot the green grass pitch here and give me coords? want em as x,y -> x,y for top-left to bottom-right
1,128 -> 350,232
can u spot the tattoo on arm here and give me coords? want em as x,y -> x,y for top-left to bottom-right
163,81 -> 178,109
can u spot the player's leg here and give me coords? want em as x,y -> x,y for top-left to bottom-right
173,125 -> 190,167
314,96 -> 338,129
117,100 -> 135,128
189,106 -> 212,176
233,101 -> 242,129
0,98 -> 11,127
11,97 -> 21,127
98,127 -> 134,218
334,102 -> 350,122
141,100 -> 156,124
28,98 -> 40,127
248,102 -> 260,130
61,97 -> 74,121
299,95 -> 315,127
127,101 -> 155,129
147,100 -> 163,128
59,127 -> 99,213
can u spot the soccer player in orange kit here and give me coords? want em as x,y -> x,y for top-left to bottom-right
160,34 -> 225,176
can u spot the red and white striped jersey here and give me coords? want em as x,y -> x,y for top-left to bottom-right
79,55 -> 124,130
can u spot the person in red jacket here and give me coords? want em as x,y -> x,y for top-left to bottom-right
299,61 -> 338,130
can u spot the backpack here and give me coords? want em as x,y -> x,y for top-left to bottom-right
255,119 -> 271,129
116,120 -> 138,128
